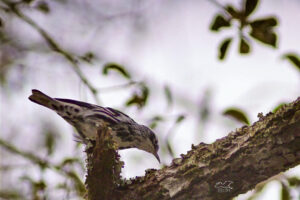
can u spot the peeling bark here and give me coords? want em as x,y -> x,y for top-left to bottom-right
85,97 -> 300,200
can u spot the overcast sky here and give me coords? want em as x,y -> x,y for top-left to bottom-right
1,0 -> 299,199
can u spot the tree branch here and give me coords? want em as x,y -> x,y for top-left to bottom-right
1,0 -> 100,104
0,138 -> 48,168
90,97 -> 300,200
0,138 -> 86,197
85,127 -> 123,200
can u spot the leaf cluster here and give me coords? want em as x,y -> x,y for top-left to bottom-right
210,0 -> 278,60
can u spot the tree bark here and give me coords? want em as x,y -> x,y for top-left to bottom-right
85,127 -> 123,200
86,97 -> 300,200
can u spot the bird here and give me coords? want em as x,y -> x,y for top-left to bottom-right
28,89 -> 160,163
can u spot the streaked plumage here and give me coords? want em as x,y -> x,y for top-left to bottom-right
28,89 -> 160,162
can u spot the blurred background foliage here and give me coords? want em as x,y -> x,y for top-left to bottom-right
0,0 -> 299,199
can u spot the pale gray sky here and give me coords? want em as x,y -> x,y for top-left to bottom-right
1,0 -> 299,199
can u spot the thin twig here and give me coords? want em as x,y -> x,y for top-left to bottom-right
208,0 -> 232,18
0,137 -> 86,196
97,81 -> 139,92
1,0 -> 100,104
209,0 -> 226,10
0,137 -> 49,168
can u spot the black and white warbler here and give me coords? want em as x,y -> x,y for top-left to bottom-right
29,89 -> 160,162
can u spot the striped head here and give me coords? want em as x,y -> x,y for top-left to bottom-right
112,124 -> 160,163
139,125 -> 160,163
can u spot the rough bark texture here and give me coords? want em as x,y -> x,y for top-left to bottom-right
85,127 -> 123,200
86,97 -> 300,200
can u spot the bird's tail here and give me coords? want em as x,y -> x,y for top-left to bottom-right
29,89 -> 61,111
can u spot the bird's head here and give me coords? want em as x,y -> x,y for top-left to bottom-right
112,123 -> 160,163
138,125 -> 160,163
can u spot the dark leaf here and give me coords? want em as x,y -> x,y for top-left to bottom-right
287,177 -> 300,187
36,1 -> 50,13
239,37 -> 250,54
250,17 -> 278,28
280,182 -> 290,200
226,5 -> 240,19
166,139 -> 175,158
218,37 -> 232,60
21,176 -> 47,195
102,63 -> 131,79
59,158 -> 81,168
164,85 -> 173,107
66,171 -> 85,196
282,53 -> 300,71
44,131 -> 56,156
140,84 -> 149,101
175,114 -> 185,124
23,0 -> 34,3
272,103 -> 287,113
0,17 -> 3,27
250,17 -> 278,47
56,182 -> 68,190
244,0 -> 259,17
0,190 -> 22,199
20,175 -> 33,183
210,15 -> 231,31
223,108 -> 250,125
149,115 -> 164,129
80,52 -> 94,63
149,122 -> 158,129
250,28 -> 277,47
126,84 -> 149,108
126,95 -> 143,108
151,116 -> 164,122
33,180 -> 47,191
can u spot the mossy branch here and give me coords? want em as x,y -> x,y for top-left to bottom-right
85,127 -> 123,200
114,97 -> 300,200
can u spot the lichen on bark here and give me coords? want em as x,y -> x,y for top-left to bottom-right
85,127 -> 123,200
84,97 -> 300,200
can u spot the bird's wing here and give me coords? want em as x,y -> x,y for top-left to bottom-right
55,98 -> 97,109
56,98 -> 136,124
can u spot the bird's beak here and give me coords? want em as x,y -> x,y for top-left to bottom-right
154,152 -> 160,163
